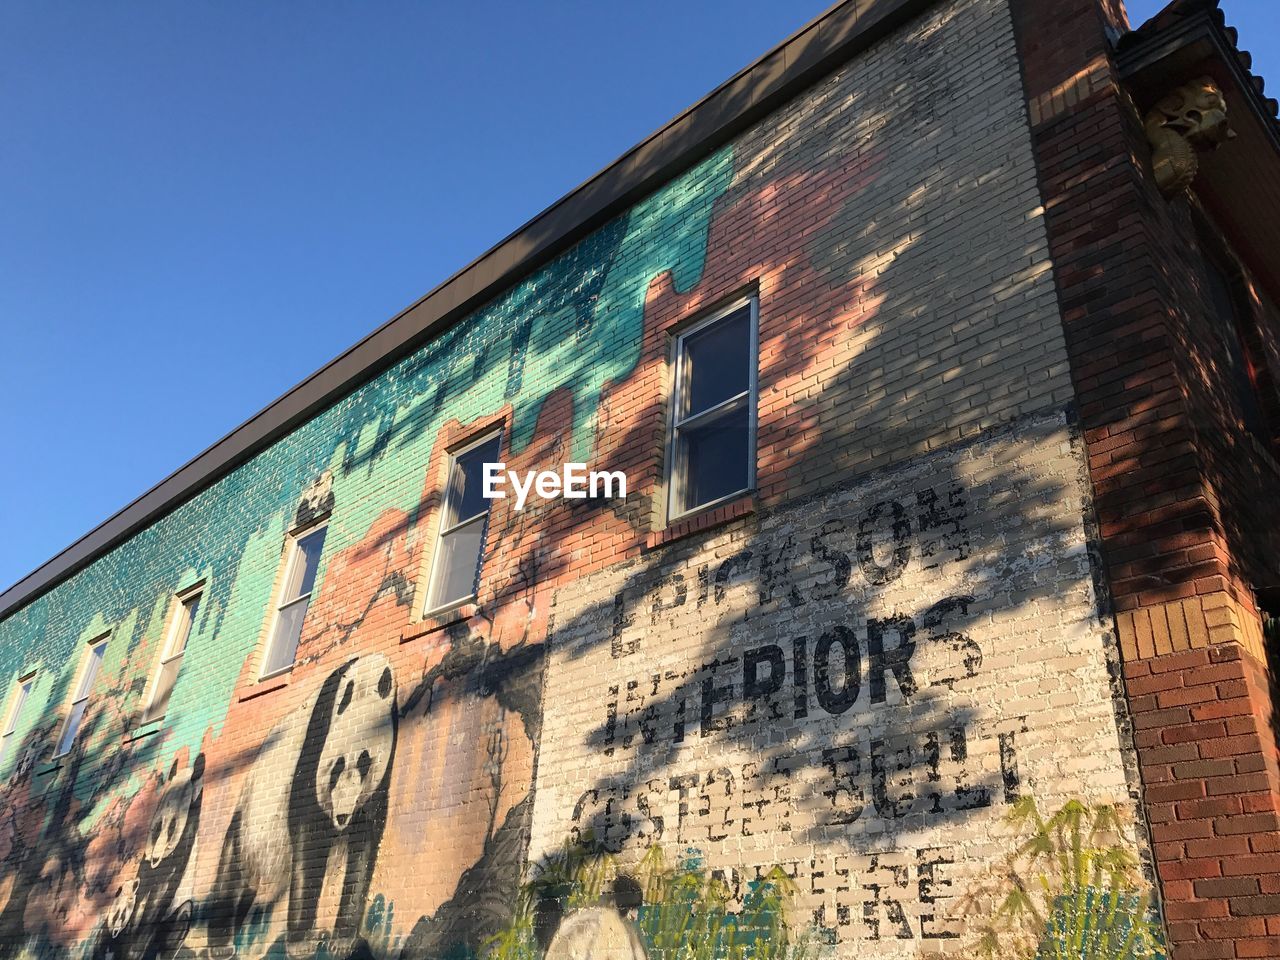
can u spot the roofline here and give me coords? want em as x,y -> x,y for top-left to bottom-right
1116,0 -> 1280,155
0,0 -> 931,621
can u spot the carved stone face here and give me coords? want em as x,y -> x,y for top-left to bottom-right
1156,77 -> 1234,148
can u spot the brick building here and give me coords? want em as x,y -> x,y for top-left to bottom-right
0,0 -> 1276,958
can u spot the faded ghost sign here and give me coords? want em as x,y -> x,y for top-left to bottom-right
530,414 -> 1142,954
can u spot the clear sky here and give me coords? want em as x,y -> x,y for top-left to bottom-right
0,0 -> 1276,593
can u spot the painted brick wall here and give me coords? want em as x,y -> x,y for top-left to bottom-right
0,0 -> 1160,959
531,411 -> 1138,954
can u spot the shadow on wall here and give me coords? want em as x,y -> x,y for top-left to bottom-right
493,5 -> 1134,953
0,2 -> 1137,959
0,700 -> 207,960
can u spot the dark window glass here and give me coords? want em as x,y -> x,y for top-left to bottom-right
682,307 -> 752,418
430,517 -> 487,609
670,302 -> 756,516
264,526 -> 327,676
680,405 -> 750,510
428,433 -> 501,611
55,642 -> 105,757
0,676 -> 36,768
143,591 -> 200,723
449,436 -> 501,526
291,527 -> 327,601
1204,258 -> 1267,442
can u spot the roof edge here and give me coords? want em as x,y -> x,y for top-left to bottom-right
1116,0 -> 1280,150
0,0 -> 932,621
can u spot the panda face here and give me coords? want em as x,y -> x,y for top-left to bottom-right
145,755 -> 203,869
107,879 -> 138,937
316,656 -> 395,830
147,777 -> 192,867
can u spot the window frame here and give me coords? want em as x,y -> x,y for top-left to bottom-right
665,296 -> 759,523
1202,248 -> 1273,446
259,522 -> 328,681
1191,213 -> 1278,452
141,583 -> 203,724
0,671 -> 37,769
53,637 -> 108,759
423,429 -> 503,618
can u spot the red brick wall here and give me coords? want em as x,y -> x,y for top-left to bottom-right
1126,646 -> 1280,957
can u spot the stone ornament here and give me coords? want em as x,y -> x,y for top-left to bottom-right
1144,76 -> 1236,196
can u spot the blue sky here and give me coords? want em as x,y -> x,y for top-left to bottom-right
0,0 -> 1276,593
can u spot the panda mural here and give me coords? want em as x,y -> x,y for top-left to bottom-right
91,879 -> 140,960
106,879 -> 139,944
91,753 -> 205,960
137,753 -> 204,953
207,655 -> 397,959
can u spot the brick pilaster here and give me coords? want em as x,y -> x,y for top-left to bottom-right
1125,645 -> 1280,957
1008,1 -> 1280,957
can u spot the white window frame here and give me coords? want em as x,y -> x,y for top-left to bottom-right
53,638 -> 108,759
423,429 -> 502,618
0,672 -> 37,769
665,296 -> 759,522
260,523 -> 328,680
141,584 -> 202,724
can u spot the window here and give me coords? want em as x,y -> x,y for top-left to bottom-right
54,640 -> 107,758
142,587 -> 201,723
262,525 -> 327,678
425,431 -> 502,615
667,298 -> 758,519
0,673 -> 36,767
1203,254 -> 1269,443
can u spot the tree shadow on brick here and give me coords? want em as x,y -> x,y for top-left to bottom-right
0,3 -> 1153,958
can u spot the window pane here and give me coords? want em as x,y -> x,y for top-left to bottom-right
144,656 -> 184,722
428,516 -> 486,610
174,594 -> 201,655
56,699 -> 88,757
448,436 -> 501,527
1204,259 -> 1266,439
3,681 -> 32,737
265,597 -> 309,675
77,644 -> 105,700
285,528 -> 327,602
678,405 -> 750,513
681,308 -> 751,419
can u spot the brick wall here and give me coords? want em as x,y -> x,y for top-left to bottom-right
1125,646 -> 1280,955
533,411 -> 1139,954
0,0 -> 1174,958
1008,0 -> 1280,956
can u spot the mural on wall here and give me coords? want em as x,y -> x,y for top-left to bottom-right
0,1 -> 1143,959
529,413 -> 1144,956
0,130 -> 735,960
484,839 -> 820,960
91,752 -> 205,960
205,655 -> 396,957
393,628 -> 544,960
